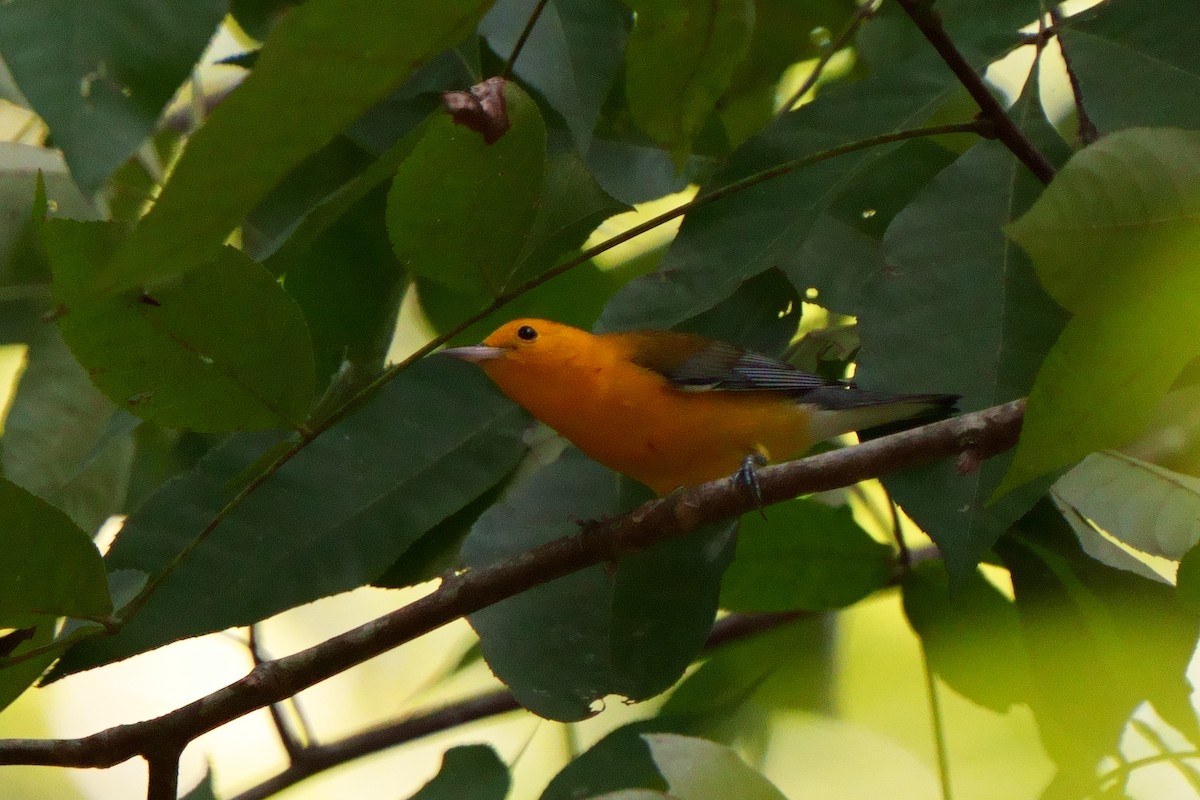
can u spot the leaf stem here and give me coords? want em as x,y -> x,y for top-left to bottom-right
775,0 -> 877,119
923,654 -> 953,800
500,0 -> 552,80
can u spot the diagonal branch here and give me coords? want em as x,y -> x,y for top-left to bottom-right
0,399 -> 1023,772
894,0 -> 1056,185
231,608 -> 817,800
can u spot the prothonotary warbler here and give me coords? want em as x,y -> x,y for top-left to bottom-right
443,318 -> 957,496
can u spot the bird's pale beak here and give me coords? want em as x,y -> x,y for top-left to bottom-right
441,344 -> 508,363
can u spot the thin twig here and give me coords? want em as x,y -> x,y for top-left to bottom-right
1048,6 -> 1098,145
1099,749 -> 1200,794
894,0 -> 1056,185
248,626 -> 308,759
228,609 -> 817,800
924,656 -> 953,800
0,400 -> 1025,772
230,691 -> 521,800
500,0 -> 552,80
775,0 -> 877,119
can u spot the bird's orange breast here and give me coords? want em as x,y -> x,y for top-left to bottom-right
480,338 -> 813,494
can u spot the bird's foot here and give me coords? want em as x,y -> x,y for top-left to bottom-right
733,452 -> 769,520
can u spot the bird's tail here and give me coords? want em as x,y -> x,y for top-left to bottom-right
804,388 -> 959,443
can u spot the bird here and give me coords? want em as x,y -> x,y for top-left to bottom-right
442,318 -> 957,497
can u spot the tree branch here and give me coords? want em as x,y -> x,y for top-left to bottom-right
234,610 -> 816,800
894,0 -> 1056,185
0,399 -> 1024,772
1049,6 -> 1098,146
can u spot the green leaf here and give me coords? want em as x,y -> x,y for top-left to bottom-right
623,0 -> 754,165
541,722 -> 672,800
52,359 -> 527,678
1,325 -> 135,534
0,143 -> 100,287
902,560 -> 1030,712
480,0 -> 630,152
1052,451 -> 1200,564
1059,0 -> 1200,134
996,501 -> 1200,796
180,768 -> 218,800
661,617 -> 835,728
857,81 -> 1069,584
461,450 -> 737,721
387,81 -> 546,298
0,618 -> 57,714
597,59 -> 973,333
719,499 -> 893,612
415,137 -> 628,340
674,269 -> 799,357
100,1 -> 496,293
46,220 -> 316,432
1000,128 -> 1200,496
0,0 -> 225,192
0,477 -> 111,625
717,0 -> 852,146
506,145 -> 630,287
641,733 -> 788,800
275,185 -> 407,391
407,745 -> 509,800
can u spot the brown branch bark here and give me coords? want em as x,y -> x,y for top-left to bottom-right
0,399 -> 1024,773
232,608 -> 827,800
894,0 -> 1056,185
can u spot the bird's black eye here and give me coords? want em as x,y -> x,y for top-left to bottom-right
517,325 -> 538,342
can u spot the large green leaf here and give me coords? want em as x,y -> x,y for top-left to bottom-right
1,325 -> 135,534
0,0 -> 225,192
461,450 -> 736,721
407,745 -> 509,800
660,617 -> 835,736
541,722 -> 672,800
639,733 -> 788,800
274,185 -> 407,392
1000,128 -> 1200,496
623,0 -> 755,165
997,502 -> 1200,797
0,477 -> 111,626
99,1 -> 496,294
719,499 -> 893,612
596,57 -> 980,333
1052,451 -> 1200,564
46,220 -> 316,432
901,560 -> 1030,713
387,81 -> 546,298
52,359 -> 527,678
782,138 -> 956,316
857,83 -> 1069,585
416,141 -> 628,339
480,0 -> 630,152
1058,0 -> 1200,134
